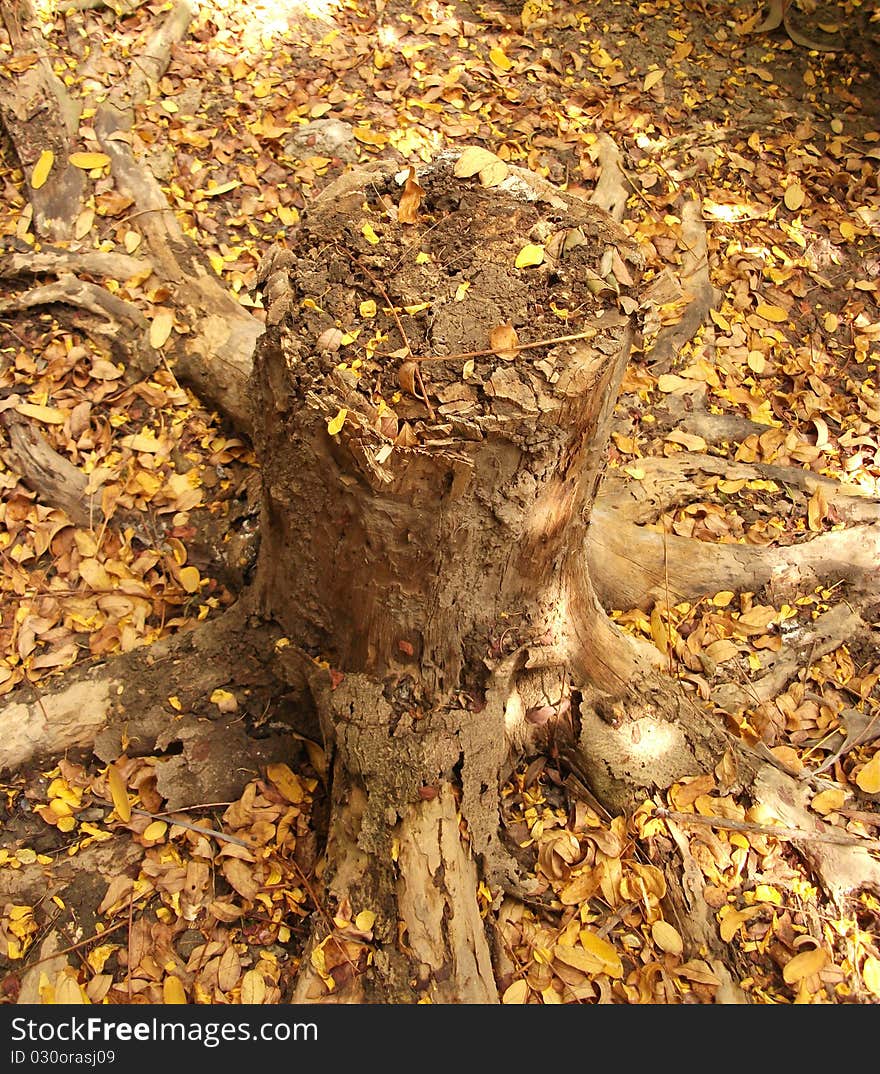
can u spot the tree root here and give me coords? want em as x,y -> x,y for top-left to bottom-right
589,504 -> 880,612
0,273 -> 161,382
0,600 -> 300,809
644,194 -> 718,372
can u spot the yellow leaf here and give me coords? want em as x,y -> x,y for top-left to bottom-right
709,308 -> 730,331
782,946 -> 828,984
839,220 -> 856,241
783,183 -> 805,210
327,408 -> 347,435
241,969 -> 267,1004
863,955 -> 880,998
811,788 -> 846,815
143,820 -> 167,841
149,309 -> 175,349
489,47 -> 513,70
200,180 -> 241,198
453,146 -> 504,178
719,906 -> 761,943
14,402 -> 66,424
502,979 -> 529,1003
361,222 -> 380,245
267,762 -> 305,804
359,299 -> 377,318
514,243 -> 545,269
355,910 -> 375,932
31,150 -> 54,190
178,565 -> 201,593
747,350 -> 766,374
856,753 -> 880,794
54,973 -> 87,1004
755,302 -> 789,323
651,920 -> 683,956
68,152 -> 111,170
643,69 -> 665,91
353,127 -> 389,146
579,928 -> 623,978
106,763 -> 131,823
163,976 -> 187,1004
210,687 -> 238,713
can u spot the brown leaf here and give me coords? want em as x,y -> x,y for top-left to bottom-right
398,167 -> 424,224
489,322 -> 520,360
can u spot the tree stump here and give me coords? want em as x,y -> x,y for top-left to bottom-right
249,150 -> 656,1002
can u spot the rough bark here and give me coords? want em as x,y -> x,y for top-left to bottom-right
248,152 -> 659,1001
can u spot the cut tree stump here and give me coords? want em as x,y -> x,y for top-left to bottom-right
249,151 -> 665,1002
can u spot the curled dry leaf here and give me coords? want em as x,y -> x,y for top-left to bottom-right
398,360 -> 418,395
489,322 -> 520,360
398,167 -> 424,224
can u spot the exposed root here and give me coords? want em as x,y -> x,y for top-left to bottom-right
587,132 -> 629,222
0,273 -> 160,382
0,600 -> 296,797
645,194 -> 718,372
0,0 -> 86,240
597,451 -> 880,527
711,603 -> 868,716
589,504 -> 880,612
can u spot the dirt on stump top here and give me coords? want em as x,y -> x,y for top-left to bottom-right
254,150 -> 644,457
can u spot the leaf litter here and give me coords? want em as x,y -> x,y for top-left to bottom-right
1,0 -> 879,1004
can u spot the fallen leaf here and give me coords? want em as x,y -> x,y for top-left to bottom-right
502,979 -> 529,1003
489,322 -> 520,360
453,146 -> 504,178
30,150 -> 54,190
398,167 -> 424,224
106,763 -> 131,823
68,151 -> 111,170
643,69 -> 665,91
163,976 -> 187,1004
754,302 -> 789,323
782,946 -> 828,984
149,309 -> 175,349
327,408 -> 347,435
489,47 -> 513,70
515,243 -> 545,269
651,920 -> 683,956
856,753 -> 880,794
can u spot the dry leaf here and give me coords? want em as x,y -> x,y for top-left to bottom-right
149,309 -> 175,349
163,976 -> 187,1004
106,763 -> 131,822
489,322 -> 520,360
398,167 -> 424,224
502,979 -> 529,1003
856,753 -> 880,794
782,946 -> 828,984
453,146 -> 503,177
514,243 -> 545,269
68,151 -> 111,170
651,920 -> 683,956
31,150 -> 54,190
327,408 -> 347,435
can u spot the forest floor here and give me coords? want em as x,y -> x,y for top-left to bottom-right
1,0 -> 880,1004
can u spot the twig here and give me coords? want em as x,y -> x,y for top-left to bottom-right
129,806 -> 253,848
